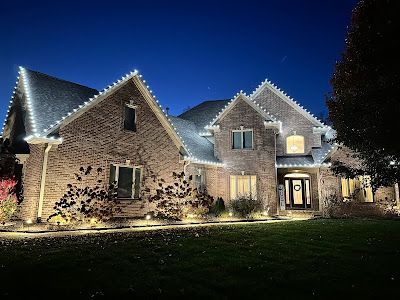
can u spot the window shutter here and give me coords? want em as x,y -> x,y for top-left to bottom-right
109,165 -> 116,186
124,106 -> 136,131
134,168 -> 142,199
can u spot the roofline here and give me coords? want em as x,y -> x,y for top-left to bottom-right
1,68 -> 22,136
10,67 -> 189,153
206,91 -> 278,129
276,162 -> 332,168
41,70 -> 139,135
249,78 -> 327,127
318,143 -> 338,164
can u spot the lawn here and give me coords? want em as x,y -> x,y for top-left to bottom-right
1,219 -> 400,299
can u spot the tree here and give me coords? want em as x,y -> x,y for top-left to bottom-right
327,0 -> 400,191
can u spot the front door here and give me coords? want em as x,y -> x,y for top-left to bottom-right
284,176 -> 311,209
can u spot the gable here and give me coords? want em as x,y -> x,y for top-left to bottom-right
250,79 -> 325,127
1,67 -> 188,154
218,96 -> 268,128
60,79 -> 184,153
207,93 -> 276,129
50,72 -> 186,153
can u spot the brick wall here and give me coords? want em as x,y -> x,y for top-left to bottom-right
17,144 -> 45,221
31,79 -> 183,220
212,97 -> 278,214
252,87 -> 321,156
320,148 -> 396,211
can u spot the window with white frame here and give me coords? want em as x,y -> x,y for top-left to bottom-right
109,164 -> 142,199
124,104 -> 137,131
341,175 -> 373,202
232,128 -> 253,149
230,175 -> 257,199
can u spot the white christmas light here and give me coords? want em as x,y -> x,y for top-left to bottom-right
249,77 -> 326,127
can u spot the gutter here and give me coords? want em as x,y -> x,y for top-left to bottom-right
37,143 -> 53,222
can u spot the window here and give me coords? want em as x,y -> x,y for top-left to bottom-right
124,105 -> 136,131
232,128 -> 253,149
286,132 -> 304,154
109,164 -> 142,199
194,174 -> 205,192
341,176 -> 373,202
230,175 -> 257,199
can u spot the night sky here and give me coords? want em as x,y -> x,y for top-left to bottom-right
0,0 -> 357,122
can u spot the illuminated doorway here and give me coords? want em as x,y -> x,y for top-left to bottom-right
284,173 -> 311,209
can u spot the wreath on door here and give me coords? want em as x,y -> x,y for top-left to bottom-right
294,184 -> 302,191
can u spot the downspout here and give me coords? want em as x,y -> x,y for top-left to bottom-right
395,183 -> 400,208
37,143 -> 52,222
183,159 -> 191,176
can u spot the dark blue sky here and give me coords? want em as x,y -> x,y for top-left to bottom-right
0,0 -> 357,121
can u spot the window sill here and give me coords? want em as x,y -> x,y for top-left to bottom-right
115,198 -> 142,202
121,128 -> 137,133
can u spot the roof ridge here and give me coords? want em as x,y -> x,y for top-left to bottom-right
21,67 -> 98,92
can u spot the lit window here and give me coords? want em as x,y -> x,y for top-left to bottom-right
286,132 -> 304,154
230,175 -> 257,199
341,176 -> 373,202
232,129 -> 253,149
124,105 -> 136,131
109,165 -> 142,199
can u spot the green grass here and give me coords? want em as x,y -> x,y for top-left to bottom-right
1,219 -> 400,299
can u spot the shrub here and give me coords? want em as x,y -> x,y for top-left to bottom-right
323,193 -> 399,219
47,166 -> 121,225
0,178 -> 18,224
211,197 -> 225,216
229,195 -> 262,218
148,171 -> 214,220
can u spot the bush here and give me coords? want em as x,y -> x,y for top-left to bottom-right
47,166 -> 121,225
0,178 -> 18,224
211,197 -> 225,216
323,193 -> 399,219
229,195 -> 262,218
148,171 -> 214,220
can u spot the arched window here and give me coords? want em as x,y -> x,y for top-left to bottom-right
286,132 -> 305,154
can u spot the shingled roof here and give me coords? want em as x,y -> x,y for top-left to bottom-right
169,116 -> 221,163
178,100 -> 230,132
20,68 -> 98,135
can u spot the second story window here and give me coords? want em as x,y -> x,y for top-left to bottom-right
286,131 -> 304,154
232,127 -> 253,149
124,104 -> 136,132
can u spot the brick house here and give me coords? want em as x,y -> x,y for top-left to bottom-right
2,67 -> 399,222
